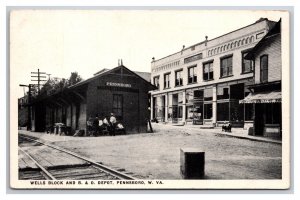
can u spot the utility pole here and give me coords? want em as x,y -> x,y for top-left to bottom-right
46,73 -> 51,80
19,84 -> 32,131
31,69 -> 47,95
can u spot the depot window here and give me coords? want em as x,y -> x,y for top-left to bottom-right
113,94 -> 123,119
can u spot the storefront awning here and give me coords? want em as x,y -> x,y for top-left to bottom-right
239,91 -> 281,104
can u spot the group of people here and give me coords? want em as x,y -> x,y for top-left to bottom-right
87,113 -> 125,136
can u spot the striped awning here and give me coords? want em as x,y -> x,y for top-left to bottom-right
239,91 -> 281,104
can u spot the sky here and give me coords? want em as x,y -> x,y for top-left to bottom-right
10,10 -> 284,98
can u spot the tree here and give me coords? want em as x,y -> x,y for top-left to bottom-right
67,72 -> 82,86
54,78 -> 68,91
30,84 -> 39,97
38,72 -> 83,97
40,79 -> 56,96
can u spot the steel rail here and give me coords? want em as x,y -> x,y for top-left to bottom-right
19,134 -> 136,180
18,147 -> 57,180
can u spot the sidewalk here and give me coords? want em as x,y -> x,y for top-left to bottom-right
19,123 -> 282,145
152,123 -> 282,144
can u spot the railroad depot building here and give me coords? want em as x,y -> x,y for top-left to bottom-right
30,65 -> 155,133
150,18 -> 277,129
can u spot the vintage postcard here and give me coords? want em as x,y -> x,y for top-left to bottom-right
10,9 -> 290,189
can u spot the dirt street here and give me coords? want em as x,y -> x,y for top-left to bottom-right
20,124 -> 282,179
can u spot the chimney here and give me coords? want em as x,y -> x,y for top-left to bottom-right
152,57 -> 155,62
181,45 -> 185,55
205,36 -> 208,46
121,59 -> 123,66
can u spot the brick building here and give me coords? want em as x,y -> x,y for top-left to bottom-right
150,18 -> 277,129
240,19 -> 282,137
30,65 -> 155,133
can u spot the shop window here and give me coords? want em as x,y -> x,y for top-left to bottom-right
260,55 -> 268,83
188,90 -> 204,124
168,107 -> 173,120
265,103 -> 281,124
164,73 -> 170,88
175,70 -> 183,86
217,102 -> 229,121
178,106 -> 183,118
203,61 -> 214,81
172,105 -> 182,119
230,100 -> 244,122
186,106 -> 194,120
172,106 -> 178,119
204,104 -> 212,119
242,51 -> 254,73
220,56 -> 233,77
193,103 -> 203,124
186,105 -> 203,123
153,76 -> 160,89
245,103 -> 254,121
113,94 -> 123,119
171,93 -> 182,119
154,96 -> 165,121
188,65 -> 197,84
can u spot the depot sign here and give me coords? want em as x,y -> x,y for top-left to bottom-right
106,82 -> 132,88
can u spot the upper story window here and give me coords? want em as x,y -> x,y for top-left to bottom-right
242,51 -> 254,74
188,65 -> 197,84
203,61 -> 214,81
153,76 -> 160,89
220,55 -> 233,78
164,73 -> 170,89
175,69 -> 183,87
260,55 -> 268,83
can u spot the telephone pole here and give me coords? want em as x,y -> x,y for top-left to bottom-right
31,69 -> 47,95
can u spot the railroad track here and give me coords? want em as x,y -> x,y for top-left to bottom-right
18,134 -> 136,180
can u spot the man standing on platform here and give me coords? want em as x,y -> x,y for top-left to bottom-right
109,113 -> 117,136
